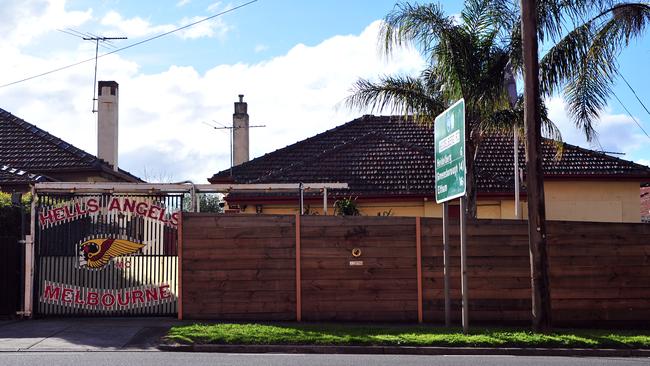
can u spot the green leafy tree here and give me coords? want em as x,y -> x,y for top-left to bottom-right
182,193 -> 224,213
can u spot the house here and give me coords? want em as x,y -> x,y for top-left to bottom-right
209,114 -> 650,223
0,81 -> 142,193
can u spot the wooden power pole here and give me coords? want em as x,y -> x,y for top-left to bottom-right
520,0 -> 552,332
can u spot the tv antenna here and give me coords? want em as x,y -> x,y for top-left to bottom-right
202,120 -> 266,176
58,29 -> 127,112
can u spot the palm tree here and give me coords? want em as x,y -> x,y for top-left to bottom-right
346,0 -> 649,218
347,0 -> 560,218
540,2 -> 650,140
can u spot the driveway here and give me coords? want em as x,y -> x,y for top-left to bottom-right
0,318 -> 182,352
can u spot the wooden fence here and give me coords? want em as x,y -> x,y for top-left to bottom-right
179,213 -> 650,326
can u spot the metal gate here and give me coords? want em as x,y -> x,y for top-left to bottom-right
0,206 -> 24,317
34,193 -> 185,316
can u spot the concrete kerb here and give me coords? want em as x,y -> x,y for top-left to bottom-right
158,343 -> 650,357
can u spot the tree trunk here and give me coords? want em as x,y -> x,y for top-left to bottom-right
465,135 -> 478,219
521,0 -> 552,333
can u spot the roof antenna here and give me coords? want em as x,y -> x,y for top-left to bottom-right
58,29 -> 127,113
202,120 -> 266,177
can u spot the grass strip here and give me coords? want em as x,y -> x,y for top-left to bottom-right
166,323 -> 650,349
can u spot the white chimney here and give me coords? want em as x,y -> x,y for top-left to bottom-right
233,94 -> 249,166
97,81 -> 119,171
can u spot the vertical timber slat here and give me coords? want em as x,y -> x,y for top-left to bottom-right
177,211 -> 183,320
416,216 -> 423,323
295,214 -> 302,322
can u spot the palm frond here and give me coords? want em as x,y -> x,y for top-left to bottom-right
345,75 -> 446,122
563,52 -> 612,142
462,0 -> 499,37
539,21 -> 592,96
380,2 -> 453,58
594,3 -> 650,50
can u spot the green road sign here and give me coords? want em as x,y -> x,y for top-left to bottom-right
435,99 -> 466,203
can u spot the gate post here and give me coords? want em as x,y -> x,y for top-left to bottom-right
23,190 -> 37,317
23,235 -> 33,317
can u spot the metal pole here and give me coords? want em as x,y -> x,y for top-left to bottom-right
521,0 -> 552,332
323,188 -> 328,215
460,196 -> 469,334
24,189 -> 37,317
299,183 -> 304,215
514,129 -> 521,219
92,39 -> 99,113
229,126 -> 234,177
443,201 -> 451,327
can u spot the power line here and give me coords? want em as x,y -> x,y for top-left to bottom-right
0,0 -> 259,88
617,70 -> 650,118
202,119 -> 266,176
611,92 -> 650,141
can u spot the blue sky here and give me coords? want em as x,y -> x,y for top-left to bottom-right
1,0 -> 648,182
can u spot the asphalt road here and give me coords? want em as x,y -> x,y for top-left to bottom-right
0,352 -> 648,366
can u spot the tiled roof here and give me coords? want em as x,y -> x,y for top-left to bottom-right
209,115 -> 650,197
0,164 -> 50,185
0,108 -> 142,184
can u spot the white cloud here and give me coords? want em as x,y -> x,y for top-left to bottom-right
1,20 -> 424,183
99,9 -> 230,40
207,1 -> 226,13
1,0 -> 92,47
100,11 -> 174,38
177,0 -> 191,7
254,44 -> 269,53
546,96 -> 649,165
177,16 -> 230,40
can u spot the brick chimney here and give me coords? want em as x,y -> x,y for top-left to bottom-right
233,94 -> 249,166
97,81 -> 119,171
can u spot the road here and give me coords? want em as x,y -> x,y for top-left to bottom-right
0,352 -> 647,366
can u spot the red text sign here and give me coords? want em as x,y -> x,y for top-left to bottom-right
40,281 -> 173,310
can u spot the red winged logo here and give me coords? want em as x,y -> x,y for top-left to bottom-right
79,238 -> 144,269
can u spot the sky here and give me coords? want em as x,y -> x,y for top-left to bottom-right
1,0 -> 648,183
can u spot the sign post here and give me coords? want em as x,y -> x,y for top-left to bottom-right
435,99 -> 468,333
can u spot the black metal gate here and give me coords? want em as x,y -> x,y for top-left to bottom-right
34,193 -> 184,316
0,206 -> 23,317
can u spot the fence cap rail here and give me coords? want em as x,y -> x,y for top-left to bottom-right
34,182 -> 349,194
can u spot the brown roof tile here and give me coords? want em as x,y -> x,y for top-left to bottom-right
0,107 -> 142,185
209,115 -> 650,197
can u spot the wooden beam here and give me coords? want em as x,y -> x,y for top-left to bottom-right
34,182 -> 349,193
177,211 -> 184,320
295,214 -> 302,321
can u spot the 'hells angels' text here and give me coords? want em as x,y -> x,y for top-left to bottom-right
39,197 -> 180,227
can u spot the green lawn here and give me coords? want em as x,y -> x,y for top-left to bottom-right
166,323 -> 650,349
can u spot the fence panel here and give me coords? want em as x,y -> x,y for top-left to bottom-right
301,215 -> 418,321
181,214 -> 296,320
180,214 -> 650,325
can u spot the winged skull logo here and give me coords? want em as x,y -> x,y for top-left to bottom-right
79,238 -> 145,269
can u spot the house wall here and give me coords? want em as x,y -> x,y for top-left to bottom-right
230,180 -> 642,223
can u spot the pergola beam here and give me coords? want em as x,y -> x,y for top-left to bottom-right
34,182 -> 348,194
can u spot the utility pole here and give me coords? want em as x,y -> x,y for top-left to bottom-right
202,121 -> 266,176
520,0 -> 552,332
